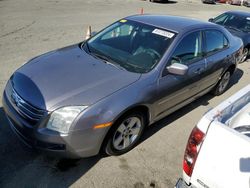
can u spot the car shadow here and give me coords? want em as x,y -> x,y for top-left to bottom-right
152,0 -> 177,4
0,107 -> 103,187
0,68 -> 243,187
228,68 -> 244,89
202,2 -> 218,5
140,68 -> 243,143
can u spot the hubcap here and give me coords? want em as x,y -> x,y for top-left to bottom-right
218,71 -> 230,93
112,117 -> 142,150
241,48 -> 248,62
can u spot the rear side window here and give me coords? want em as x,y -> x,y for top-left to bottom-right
205,30 -> 228,55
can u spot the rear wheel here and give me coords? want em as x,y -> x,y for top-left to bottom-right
241,48 -> 249,63
105,112 -> 145,156
212,70 -> 231,96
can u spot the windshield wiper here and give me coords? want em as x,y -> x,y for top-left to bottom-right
81,42 -> 126,71
123,61 -> 146,72
91,52 -> 126,71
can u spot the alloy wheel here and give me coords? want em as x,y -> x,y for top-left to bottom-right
218,71 -> 230,94
112,117 -> 142,150
241,48 -> 249,63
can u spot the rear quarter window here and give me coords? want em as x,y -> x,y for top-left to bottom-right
205,30 -> 228,55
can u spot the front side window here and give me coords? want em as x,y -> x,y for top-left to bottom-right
205,30 -> 228,55
169,31 -> 202,65
83,20 -> 176,73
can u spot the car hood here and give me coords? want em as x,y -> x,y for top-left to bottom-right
12,44 -> 141,111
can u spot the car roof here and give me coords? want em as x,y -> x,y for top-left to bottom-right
226,10 -> 250,17
126,14 -> 216,33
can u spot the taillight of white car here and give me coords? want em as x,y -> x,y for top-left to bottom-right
183,126 -> 205,180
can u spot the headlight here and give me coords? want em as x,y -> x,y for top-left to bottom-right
46,106 -> 88,134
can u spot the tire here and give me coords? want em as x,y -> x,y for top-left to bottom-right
212,70 -> 231,96
104,112 -> 146,156
241,48 -> 249,63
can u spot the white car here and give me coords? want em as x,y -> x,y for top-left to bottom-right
176,85 -> 250,188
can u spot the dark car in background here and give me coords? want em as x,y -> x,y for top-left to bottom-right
2,15 -> 243,158
202,0 -> 216,4
243,0 -> 250,6
149,0 -> 169,2
209,11 -> 250,62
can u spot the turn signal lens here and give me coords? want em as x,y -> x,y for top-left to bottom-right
93,122 -> 112,129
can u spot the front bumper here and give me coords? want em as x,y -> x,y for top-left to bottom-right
175,179 -> 192,188
2,90 -> 107,158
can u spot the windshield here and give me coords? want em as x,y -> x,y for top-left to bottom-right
213,13 -> 250,33
82,19 -> 176,73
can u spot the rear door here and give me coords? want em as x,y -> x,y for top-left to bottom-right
155,31 -> 206,119
198,29 -> 231,92
191,122 -> 250,188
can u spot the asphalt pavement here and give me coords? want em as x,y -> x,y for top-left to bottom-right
0,0 -> 249,187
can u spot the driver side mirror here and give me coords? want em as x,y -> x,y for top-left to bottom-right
166,63 -> 188,76
208,18 -> 214,22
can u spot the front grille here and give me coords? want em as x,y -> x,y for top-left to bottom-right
10,88 -> 46,125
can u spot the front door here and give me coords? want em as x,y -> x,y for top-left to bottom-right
155,30 -> 206,120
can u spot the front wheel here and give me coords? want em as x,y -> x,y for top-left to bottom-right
212,71 -> 231,96
104,112 -> 146,156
